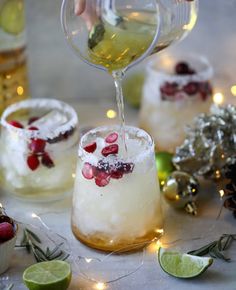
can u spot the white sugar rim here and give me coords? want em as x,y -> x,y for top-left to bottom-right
79,125 -> 154,162
146,53 -> 214,85
1,98 -> 79,140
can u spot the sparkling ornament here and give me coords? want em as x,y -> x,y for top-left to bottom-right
163,171 -> 199,215
155,152 -> 175,186
173,105 -> 236,180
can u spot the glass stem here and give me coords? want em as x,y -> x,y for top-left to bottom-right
112,70 -> 127,152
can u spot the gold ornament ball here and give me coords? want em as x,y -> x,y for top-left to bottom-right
162,171 -> 199,209
155,152 -> 175,185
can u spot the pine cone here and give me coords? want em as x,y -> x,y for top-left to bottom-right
222,159 -> 236,218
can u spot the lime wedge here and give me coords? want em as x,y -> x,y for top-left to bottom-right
0,0 -> 25,35
23,261 -> 72,290
158,247 -> 213,279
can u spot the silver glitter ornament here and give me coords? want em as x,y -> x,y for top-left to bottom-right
163,171 -> 199,215
173,105 -> 236,180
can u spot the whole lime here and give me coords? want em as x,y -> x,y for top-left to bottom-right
155,152 -> 174,185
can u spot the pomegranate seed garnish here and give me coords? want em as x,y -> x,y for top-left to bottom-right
41,152 -> 54,168
28,117 -> 39,125
82,162 -> 94,180
29,139 -> 46,153
84,142 -> 97,153
175,62 -> 190,75
95,171 -> 110,187
183,82 -> 199,95
101,144 -> 119,157
8,120 -> 24,129
0,222 -> 14,242
28,126 -> 39,131
27,155 -> 40,171
160,82 -> 178,96
110,170 -> 123,179
105,132 -> 118,144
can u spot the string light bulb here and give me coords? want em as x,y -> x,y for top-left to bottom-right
231,85 -> 236,96
219,190 -> 225,199
94,282 -> 107,290
106,109 -> 117,119
213,93 -> 224,105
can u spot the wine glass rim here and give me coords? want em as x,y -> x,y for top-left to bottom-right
60,0 -> 162,73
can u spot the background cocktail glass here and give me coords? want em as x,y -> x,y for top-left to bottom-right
140,52 -> 214,153
0,98 -> 79,201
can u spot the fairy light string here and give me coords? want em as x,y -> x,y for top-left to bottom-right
11,207 -> 231,288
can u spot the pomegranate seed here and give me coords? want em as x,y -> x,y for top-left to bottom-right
105,132 -> 118,144
82,162 -> 94,179
160,82 -> 178,96
29,139 -> 46,153
27,155 -> 40,171
0,222 -> 14,242
101,144 -> 119,157
8,120 -> 24,129
41,152 -> 54,168
28,117 -> 39,125
84,142 -> 97,153
111,170 -> 123,179
175,62 -> 190,75
28,126 -> 39,131
95,171 -> 110,187
183,82 -> 199,95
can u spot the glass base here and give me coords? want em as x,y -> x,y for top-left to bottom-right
72,224 -> 164,252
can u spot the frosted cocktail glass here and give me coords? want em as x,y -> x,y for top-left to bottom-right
72,125 -> 163,252
0,98 -> 79,201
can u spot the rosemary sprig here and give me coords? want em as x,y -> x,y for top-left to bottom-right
16,228 -> 70,262
188,234 -> 236,262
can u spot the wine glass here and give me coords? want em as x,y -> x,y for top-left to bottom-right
61,0 -> 198,130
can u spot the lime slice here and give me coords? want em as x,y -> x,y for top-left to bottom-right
0,0 -> 25,35
23,261 -> 72,290
158,247 -> 213,279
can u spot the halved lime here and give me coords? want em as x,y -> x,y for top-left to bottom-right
158,247 -> 213,279
0,0 -> 25,35
23,260 -> 72,290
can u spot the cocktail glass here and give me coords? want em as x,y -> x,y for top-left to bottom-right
0,98 -> 79,201
71,125 -> 163,251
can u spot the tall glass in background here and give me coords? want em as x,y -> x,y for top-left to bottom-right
0,0 -> 30,115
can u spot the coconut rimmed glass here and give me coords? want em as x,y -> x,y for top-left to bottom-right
71,125 -> 164,252
0,98 -> 79,202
